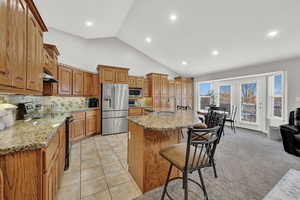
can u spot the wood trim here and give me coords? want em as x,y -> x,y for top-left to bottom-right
25,0 -> 48,32
97,65 -> 130,71
44,43 -> 60,56
0,168 -> 3,200
59,63 -> 97,75
0,85 -> 42,96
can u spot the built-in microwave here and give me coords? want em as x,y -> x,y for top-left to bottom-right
129,88 -> 142,98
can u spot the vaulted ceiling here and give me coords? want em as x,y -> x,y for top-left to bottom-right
35,0 -> 300,77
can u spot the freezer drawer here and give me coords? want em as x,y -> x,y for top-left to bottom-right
102,110 -> 128,118
102,117 -> 128,135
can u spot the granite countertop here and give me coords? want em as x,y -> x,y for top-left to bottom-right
128,110 -> 201,131
0,107 -> 100,156
263,169 -> 300,200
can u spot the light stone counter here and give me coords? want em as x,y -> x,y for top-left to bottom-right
263,169 -> 300,200
0,113 -> 71,155
128,110 -> 201,131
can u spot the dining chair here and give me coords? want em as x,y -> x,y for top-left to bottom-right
225,105 -> 237,133
160,126 -> 221,200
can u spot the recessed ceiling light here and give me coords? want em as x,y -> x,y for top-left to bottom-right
267,30 -> 279,38
182,60 -> 188,65
169,14 -> 178,22
211,50 -> 219,56
85,21 -> 94,27
145,37 -> 152,43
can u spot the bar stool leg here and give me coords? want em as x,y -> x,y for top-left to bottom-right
198,169 -> 208,200
212,159 -> 218,178
161,164 -> 173,200
183,170 -> 188,200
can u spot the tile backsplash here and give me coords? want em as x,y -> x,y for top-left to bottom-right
0,95 -> 88,113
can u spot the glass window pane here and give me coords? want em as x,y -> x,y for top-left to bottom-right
241,83 -> 257,123
274,74 -> 282,96
273,97 -> 282,117
200,97 -> 211,110
219,85 -> 231,113
199,82 -> 211,96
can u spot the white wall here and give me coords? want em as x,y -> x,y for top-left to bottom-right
44,28 -> 178,78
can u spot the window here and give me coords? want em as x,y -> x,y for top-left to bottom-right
241,82 -> 257,123
219,85 -> 231,113
198,82 -> 212,110
272,74 -> 283,118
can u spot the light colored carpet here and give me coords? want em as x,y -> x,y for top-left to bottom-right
134,127 -> 300,200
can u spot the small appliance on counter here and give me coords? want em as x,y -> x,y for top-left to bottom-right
280,108 -> 300,157
88,98 -> 99,108
16,102 -> 43,120
129,88 -> 142,98
0,104 -> 17,130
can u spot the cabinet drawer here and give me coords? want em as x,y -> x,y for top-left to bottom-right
44,132 -> 60,171
86,110 -> 97,117
129,108 -> 144,116
73,112 -> 86,120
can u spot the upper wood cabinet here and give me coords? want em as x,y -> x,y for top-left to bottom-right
0,0 -> 46,95
26,7 -> 44,92
84,72 -> 93,96
147,73 -> 169,110
0,0 -> 10,87
58,65 -> 72,96
175,77 -> 193,108
72,69 -> 84,96
168,80 -> 175,97
43,43 -> 59,96
128,76 -> 144,88
92,74 -> 99,97
143,79 -> 149,97
98,65 -> 129,84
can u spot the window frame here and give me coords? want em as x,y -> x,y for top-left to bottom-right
218,84 -> 232,113
270,73 -> 284,119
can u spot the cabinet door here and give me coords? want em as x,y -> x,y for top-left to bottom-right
0,0 -> 11,86
168,81 -> 175,97
153,77 -> 161,96
72,69 -> 84,96
58,66 -> 72,95
27,13 -> 43,92
153,96 -> 161,109
143,79 -> 149,97
101,68 -> 115,83
128,76 -> 136,88
175,81 -> 182,106
84,72 -> 93,96
11,0 -> 26,89
43,167 -> 54,200
161,77 -> 168,96
92,74 -> 99,96
86,110 -> 98,136
72,112 -> 86,142
136,78 -> 144,89
115,69 -> 128,84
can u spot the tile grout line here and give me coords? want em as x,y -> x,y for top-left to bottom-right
95,137 -> 113,200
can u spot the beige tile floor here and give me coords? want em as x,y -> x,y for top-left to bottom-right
57,133 -> 142,200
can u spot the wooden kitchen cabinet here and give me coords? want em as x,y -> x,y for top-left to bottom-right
143,79 -> 149,97
84,72 -> 93,96
175,77 -> 193,108
85,110 -> 99,136
43,44 -> 60,96
58,65 -> 73,96
27,10 -> 44,92
92,73 -> 99,96
129,76 -> 144,88
72,112 -> 86,142
0,124 -> 65,200
0,0 -> 47,95
98,65 -> 129,84
129,108 -> 144,116
72,69 -> 84,96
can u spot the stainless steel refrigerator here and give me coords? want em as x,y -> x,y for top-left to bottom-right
101,83 -> 128,135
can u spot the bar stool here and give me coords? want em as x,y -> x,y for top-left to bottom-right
160,126 -> 221,200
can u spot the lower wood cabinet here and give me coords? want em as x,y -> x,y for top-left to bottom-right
71,109 -> 100,142
0,124 -> 66,200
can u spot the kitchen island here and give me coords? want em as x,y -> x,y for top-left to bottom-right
127,111 -> 201,193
